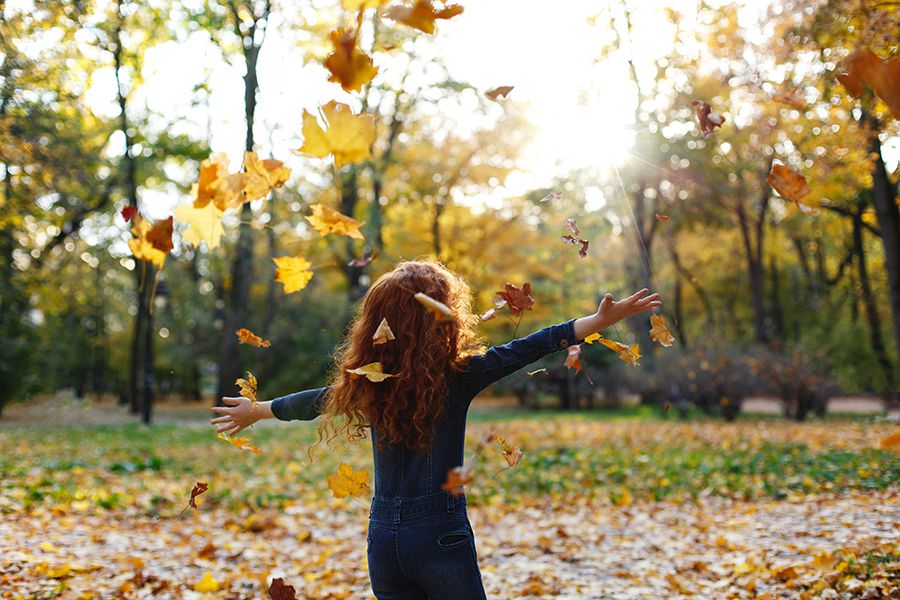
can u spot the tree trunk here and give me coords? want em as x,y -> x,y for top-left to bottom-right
735,200 -> 767,344
769,252 -> 785,339
340,167 -> 365,300
142,282 -> 155,424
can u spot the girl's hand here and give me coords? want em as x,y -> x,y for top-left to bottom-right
209,396 -> 261,436
595,288 -> 662,331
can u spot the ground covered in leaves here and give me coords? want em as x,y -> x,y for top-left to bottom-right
1,409 -> 898,599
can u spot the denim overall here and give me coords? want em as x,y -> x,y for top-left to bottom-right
271,319 -> 580,599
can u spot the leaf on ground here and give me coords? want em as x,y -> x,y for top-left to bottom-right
217,432 -> 263,454
691,100 -> 725,136
649,314 -> 675,347
175,201 -> 225,250
564,344 -> 583,372
879,431 -> 900,451
767,163 -> 811,203
325,28 -> 378,93
192,571 -> 221,592
346,362 -> 397,382
273,257 -> 314,294
441,465 -> 473,497
296,101 -> 375,166
305,204 -> 365,240
385,0 -> 464,35
327,463 -> 370,499
485,85 -> 514,100
497,436 -> 523,467
496,282 -> 534,316
236,328 -> 271,348
372,318 -> 395,345
268,577 -> 298,600
414,292 -> 454,321
836,48 -> 900,119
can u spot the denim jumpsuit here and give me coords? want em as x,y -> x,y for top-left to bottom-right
271,319 -> 581,600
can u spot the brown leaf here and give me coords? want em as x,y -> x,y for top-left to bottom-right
836,48 -> 900,119
485,85 -> 514,100
564,344 -> 582,372
655,213 -> 669,222
441,466 -> 473,497
649,314 -> 675,348
385,0 -> 464,35
767,163 -> 810,203
691,100 -> 725,136
496,282 -> 534,316
268,577 -> 298,600
497,436 -> 523,467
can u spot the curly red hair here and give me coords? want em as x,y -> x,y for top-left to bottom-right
317,259 -> 484,451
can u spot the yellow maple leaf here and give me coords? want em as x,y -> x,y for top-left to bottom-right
193,571 -> 222,592
127,214 -> 170,268
414,292 -> 454,321
346,362 -> 397,382
296,101 -> 375,167
327,462 -> 370,499
324,28 -> 379,93
193,153 -> 243,211
372,317 -> 395,345
235,371 -> 257,408
649,314 -> 675,347
175,201 -> 225,250
305,204 -> 365,239
273,257 -> 314,294
235,328 -> 271,348
241,151 -> 291,203
217,432 -> 263,454
385,0 -> 464,35
596,336 -> 641,367
584,332 -> 602,344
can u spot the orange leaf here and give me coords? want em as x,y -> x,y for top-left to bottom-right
236,328 -> 271,348
324,28 -> 379,93
495,282 -> 534,316
564,344 -> 583,372
649,314 -> 675,347
772,90 -> 807,109
655,213 -> 669,222
217,432 -> 263,454
441,465 -> 473,496
235,371 -> 257,408
385,0 -> 464,35
837,49 -> 900,119
179,481 -> 209,516
691,100 -> 725,136
485,85 -> 514,100
497,436 -> 523,467
767,163 -> 810,203
241,152 -> 291,204
596,336 -> 641,366
414,292 -> 454,321
127,214 -> 171,268
879,431 -> 900,451
305,204 -> 365,239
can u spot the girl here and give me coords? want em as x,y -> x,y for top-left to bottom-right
210,259 -> 661,600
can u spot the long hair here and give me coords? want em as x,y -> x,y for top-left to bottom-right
317,259 -> 484,451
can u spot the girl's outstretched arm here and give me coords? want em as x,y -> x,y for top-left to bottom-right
209,387 -> 328,436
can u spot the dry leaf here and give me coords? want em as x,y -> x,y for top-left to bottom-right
193,572 -> 221,592
596,336 -> 642,367
372,318 -> 395,345
480,308 -> 496,321
241,152 -> 291,204
128,214 -> 170,268
767,163 -> 810,203
414,292 -> 454,321
496,282 -> 534,316
235,372 -> 257,409
836,48 -> 900,119
649,314 -> 675,347
179,481 -> 209,516
305,204 -> 365,240
879,431 -> 900,451
485,85 -> 514,100
346,362 -> 397,382
584,332 -> 602,344
324,28 -> 379,93
385,0 -> 464,35
194,153 -> 242,211
327,463 -> 370,499
691,100 -> 725,136
175,201 -> 225,250
541,191 -> 562,203
441,466 -> 473,497
772,90 -> 807,109
348,250 -> 379,267
217,432 -> 263,454
497,436 -> 523,467
268,577 -> 298,600
564,344 -> 583,372
297,101 -> 376,166
121,205 -> 137,222
527,368 -> 548,376
273,257 -> 314,294
655,213 -> 669,222
236,328 -> 271,348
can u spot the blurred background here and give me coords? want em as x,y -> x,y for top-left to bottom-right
1,0 -> 898,425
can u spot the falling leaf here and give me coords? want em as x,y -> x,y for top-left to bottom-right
492,297 -> 508,310
562,234 -> 590,258
584,332 -> 602,344
836,48 -> 900,119
527,368 -> 547,376
235,371 -> 257,408
772,90 -> 807,109
324,28 -> 379,93
691,100 -> 725,136
441,465 -> 473,496
175,201 -> 225,250
564,344 -> 583,372
241,152 -> 291,203
485,85 -> 514,100
327,463 -> 370,499
879,431 -> 900,451
414,292 -> 454,321
767,163 -> 810,203
496,282 -> 534,316
268,577 -> 298,600
236,328 -> 271,348
348,250 -> 379,267
305,204 -> 365,240
128,214 -> 171,268
346,362 -> 397,382
372,317 -> 395,345
497,436 -> 523,467
273,257 -> 314,294
541,191 -> 562,203
649,314 -> 675,347
179,482 -> 209,516
120,205 -> 137,222
480,308 -> 496,321
343,0 -> 385,9
655,213 -> 669,222
193,153 -> 243,211
564,218 -> 579,236
385,0 -> 464,35
193,572 -> 221,592
297,101 -> 376,167
596,336 -> 641,367
217,432 -> 263,454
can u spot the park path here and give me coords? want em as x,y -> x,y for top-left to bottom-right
1,489 -> 897,599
